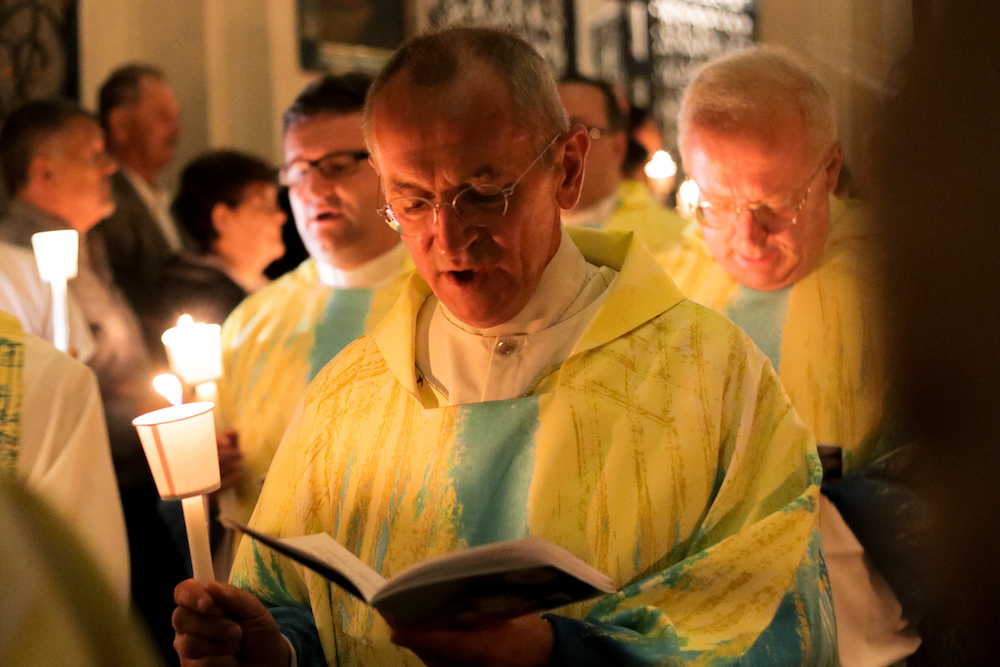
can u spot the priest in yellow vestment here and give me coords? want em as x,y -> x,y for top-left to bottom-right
174,28 -> 835,667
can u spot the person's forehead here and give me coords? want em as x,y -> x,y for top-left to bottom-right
137,77 -> 178,109
371,79 -> 532,178
57,116 -> 104,151
284,112 -> 366,160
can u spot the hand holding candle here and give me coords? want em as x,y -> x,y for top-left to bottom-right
31,230 -> 79,353
133,402 -> 220,584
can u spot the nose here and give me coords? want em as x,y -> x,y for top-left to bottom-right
299,169 -> 341,203
431,203 -> 476,257
731,208 -> 768,253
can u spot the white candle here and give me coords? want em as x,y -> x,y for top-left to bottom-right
182,495 -> 214,585
161,315 -> 223,386
31,230 -> 79,353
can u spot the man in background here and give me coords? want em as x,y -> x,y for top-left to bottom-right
558,76 -> 735,310
96,63 -> 186,325
214,74 -> 411,551
0,99 -> 185,666
678,46 -> 918,665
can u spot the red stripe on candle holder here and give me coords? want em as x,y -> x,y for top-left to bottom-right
151,425 -> 176,496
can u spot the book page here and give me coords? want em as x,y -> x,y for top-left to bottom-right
226,520 -> 386,603
371,537 -> 615,629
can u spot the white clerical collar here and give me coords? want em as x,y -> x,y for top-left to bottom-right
439,227 -> 588,337
315,241 -> 409,289
560,191 -> 618,228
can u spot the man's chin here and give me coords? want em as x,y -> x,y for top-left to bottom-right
433,273 -> 522,328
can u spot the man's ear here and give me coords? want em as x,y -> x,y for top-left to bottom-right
554,125 -> 590,210
106,107 -> 130,148
823,141 -> 843,193
211,201 -> 233,239
27,154 -> 53,185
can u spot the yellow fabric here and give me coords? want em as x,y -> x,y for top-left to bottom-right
232,229 -> 835,665
0,476 -> 163,667
602,180 -> 738,312
777,198 -> 886,471
603,180 -> 688,255
0,310 -> 23,476
659,225 -> 739,313
218,257 -> 411,525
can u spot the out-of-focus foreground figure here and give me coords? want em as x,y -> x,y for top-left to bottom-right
876,2 -> 1000,664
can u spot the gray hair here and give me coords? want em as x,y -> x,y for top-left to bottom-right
363,26 -> 568,153
678,46 -> 836,161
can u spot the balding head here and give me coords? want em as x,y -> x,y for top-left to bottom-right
364,26 -> 568,154
678,46 -> 836,165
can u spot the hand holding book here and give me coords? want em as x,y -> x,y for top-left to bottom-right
225,519 -> 615,630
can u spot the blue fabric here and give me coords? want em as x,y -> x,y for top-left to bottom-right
727,285 -> 793,373
451,398 -> 541,546
307,289 -> 373,382
271,606 -> 326,666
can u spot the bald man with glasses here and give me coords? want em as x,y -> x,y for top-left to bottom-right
213,74 -> 412,553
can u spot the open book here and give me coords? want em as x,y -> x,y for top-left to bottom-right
226,519 -> 615,629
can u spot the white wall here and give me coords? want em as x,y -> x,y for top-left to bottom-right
758,0 -> 913,175
80,0 -> 315,188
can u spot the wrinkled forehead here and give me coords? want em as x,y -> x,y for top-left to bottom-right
370,78 -> 535,186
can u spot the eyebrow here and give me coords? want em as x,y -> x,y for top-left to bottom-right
384,165 -> 507,195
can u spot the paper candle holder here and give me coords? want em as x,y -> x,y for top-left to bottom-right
31,229 -> 79,281
133,402 -> 221,501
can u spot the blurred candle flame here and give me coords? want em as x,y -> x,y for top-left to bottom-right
153,373 -> 184,407
644,150 -> 677,179
677,179 -> 701,219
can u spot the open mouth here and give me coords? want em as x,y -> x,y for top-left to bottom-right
314,211 -> 341,222
449,270 -> 476,283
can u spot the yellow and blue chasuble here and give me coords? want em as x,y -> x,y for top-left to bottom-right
231,229 -> 836,666
579,180 -> 738,312
725,198 -> 886,472
0,311 -> 23,476
217,256 -> 412,525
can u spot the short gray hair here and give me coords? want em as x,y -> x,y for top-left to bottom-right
678,46 -> 836,161
363,26 -> 568,153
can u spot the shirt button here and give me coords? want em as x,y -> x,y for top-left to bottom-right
496,340 -> 517,355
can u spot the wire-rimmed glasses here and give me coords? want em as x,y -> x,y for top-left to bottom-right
694,157 -> 828,234
378,135 -> 560,237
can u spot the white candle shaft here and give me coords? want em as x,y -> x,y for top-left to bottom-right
51,277 -> 69,353
182,495 -> 215,585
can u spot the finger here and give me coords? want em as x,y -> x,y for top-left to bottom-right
204,581 -> 270,622
178,656 -> 239,667
175,579 -> 224,616
172,604 -> 243,643
173,629 -> 241,660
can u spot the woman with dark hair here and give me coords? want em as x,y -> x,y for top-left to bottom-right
154,150 -> 286,333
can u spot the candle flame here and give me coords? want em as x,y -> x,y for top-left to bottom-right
178,314 -> 195,327
644,150 -> 677,179
153,373 -> 184,406
677,179 -> 701,218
